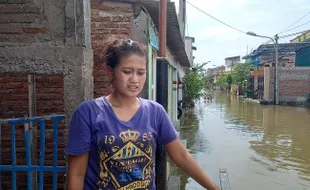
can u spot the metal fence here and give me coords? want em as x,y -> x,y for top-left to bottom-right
0,115 -> 67,190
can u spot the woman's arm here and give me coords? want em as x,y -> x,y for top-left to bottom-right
165,138 -> 220,190
66,153 -> 89,190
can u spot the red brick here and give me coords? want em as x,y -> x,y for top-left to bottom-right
0,17 -> 10,23
3,82 -> 24,89
9,14 -> 36,23
91,0 -> 103,3
0,5 -> 23,13
91,17 -> 111,22
113,16 -> 131,22
7,0 -> 23,3
110,29 -> 130,35
120,23 -> 131,29
0,27 -> 23,34
23,27 -> 46,34
24,5 -> 40,13
3,34 -> 34,43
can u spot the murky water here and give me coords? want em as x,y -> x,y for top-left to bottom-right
170,91 -> 310,190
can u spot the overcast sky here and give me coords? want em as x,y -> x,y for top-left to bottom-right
171,0 -> 310,68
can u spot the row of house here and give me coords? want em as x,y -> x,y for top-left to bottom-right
207,56 -> 241,84
241,31 -> 310,105
0,0 -> 197,189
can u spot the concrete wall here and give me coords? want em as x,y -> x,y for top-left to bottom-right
225,56 -> 240,72
260,55 -> 295,67
264,67 -> 310,104
178,0 -> 186,39
0,0 -> 93,189
184,36 -> 194,66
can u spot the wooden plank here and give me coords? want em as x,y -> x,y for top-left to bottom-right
219,168 -> 231,190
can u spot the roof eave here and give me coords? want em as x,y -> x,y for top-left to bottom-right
142,1 -> 190,67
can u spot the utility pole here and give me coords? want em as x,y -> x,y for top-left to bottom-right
156,0 -> 168,189
274,34 -> 279,105
246,31 -> 280,105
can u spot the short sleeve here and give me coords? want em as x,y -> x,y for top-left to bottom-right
65,107 -> 91,155
157,105 -> 180,145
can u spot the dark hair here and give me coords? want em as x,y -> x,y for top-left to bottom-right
102,38 -> 146,69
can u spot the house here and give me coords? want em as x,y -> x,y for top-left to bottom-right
207,65 -> 225,84
225,56 -> 240,72
242,42 -> 310,68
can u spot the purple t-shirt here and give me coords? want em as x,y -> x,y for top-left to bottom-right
65,96 -> 179,190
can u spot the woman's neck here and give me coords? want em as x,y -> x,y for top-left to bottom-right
107,92 -> 139,108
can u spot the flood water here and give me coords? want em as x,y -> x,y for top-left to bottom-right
170,91 -> 310,190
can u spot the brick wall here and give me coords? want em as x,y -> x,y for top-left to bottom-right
91,0 -> 133,98
0,0 -> 66,46
0,73 -> 65,189
260,55 -> 295,67
265,67 -> 310,104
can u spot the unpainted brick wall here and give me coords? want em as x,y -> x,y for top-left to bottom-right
266,67 -> 310,103
0,0 -> 49,45
91,0 -> 133,98
0,73 -> 66,189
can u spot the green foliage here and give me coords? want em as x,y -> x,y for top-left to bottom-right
217,73 -> 233,88
231,62 -> 254,85
203,75 -> 215,89
184,72 -> 203,100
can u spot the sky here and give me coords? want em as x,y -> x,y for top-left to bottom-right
171,0 -> 310,68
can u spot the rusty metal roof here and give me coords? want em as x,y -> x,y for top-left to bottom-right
243,42 -> 310,59
141,1 -> 190,67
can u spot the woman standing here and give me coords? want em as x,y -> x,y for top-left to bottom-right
65,38 -> 219,190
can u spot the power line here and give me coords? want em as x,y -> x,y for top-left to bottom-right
281,20 -> 310,33
185,1 -> 246,34
279,29 -> 310,40
279,11 -> 310,34
262,29 -> 310,44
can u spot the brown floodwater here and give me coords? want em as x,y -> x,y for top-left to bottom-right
170,91 -> 310,190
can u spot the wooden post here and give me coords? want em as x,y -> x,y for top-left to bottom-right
156,0 -> 168,189
28,74 -> 37,190
159,0 -> 167,57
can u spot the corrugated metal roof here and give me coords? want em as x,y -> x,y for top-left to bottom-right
142,0 -> 190,67
243,42 -> 310,59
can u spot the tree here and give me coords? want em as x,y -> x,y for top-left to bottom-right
231,62 -> 254,85
217,73 -> 232,90
183,71 -> 203,108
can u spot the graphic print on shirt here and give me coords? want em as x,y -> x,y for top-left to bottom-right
98,130 -> 153,190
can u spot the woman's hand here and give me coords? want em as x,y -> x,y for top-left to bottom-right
165,138 -> 220,190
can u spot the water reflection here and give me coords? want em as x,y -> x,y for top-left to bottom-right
222,92 -> 310,183
171,91 -> 310,190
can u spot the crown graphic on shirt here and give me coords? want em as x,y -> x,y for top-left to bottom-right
119,130 -> 140,142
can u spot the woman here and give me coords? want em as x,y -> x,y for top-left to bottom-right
65,38 -> 219,190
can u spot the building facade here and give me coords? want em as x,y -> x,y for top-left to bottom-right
225,56 -> 240,72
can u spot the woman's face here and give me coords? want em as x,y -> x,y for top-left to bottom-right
112,53 -> 147,98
